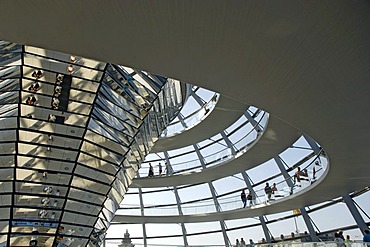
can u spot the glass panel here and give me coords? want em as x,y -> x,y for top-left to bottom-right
71,176 -> 110,195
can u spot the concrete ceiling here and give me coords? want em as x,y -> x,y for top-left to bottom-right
1,1 -> 369,219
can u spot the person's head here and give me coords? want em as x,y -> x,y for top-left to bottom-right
266,182 -> 269,186
242,189 -> 245,192
273,183 -> 276,187
365,229 -> 370,234
346,235 -> 350,240
297,167 -> 301,171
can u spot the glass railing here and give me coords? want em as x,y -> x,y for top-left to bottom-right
160,93 -> 219,138
118,149 -> 328,216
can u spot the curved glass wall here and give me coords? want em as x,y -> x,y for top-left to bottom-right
108,133 -> 368,246
117,136 -> 328,216
159,86 -> 219,138
137,107 -> 268,177
108,89 -> 338,247
110,190 -> 369,247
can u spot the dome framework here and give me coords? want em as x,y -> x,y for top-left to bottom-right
0,1 -> 369,247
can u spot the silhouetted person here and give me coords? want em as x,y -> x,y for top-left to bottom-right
148,163 -> 154,177
158,162 -> 162,176
240,189 -> 247,208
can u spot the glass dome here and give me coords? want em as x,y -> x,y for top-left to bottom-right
107,84 -> 369,246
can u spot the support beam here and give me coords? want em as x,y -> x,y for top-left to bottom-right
274,156 -> 294,188
219,220 -> 231,247
244,111 -> 262,132
300,207 -> 319,241
173,187 -> 184,216
173,186 -> 189,246
343,194 -> 369,234
304,134 -> 321,155
190,90 -> 205,106
180,223 -> 189,247
194,144 -> 206,168
208,182 -> 222,213
163,151 -> 171,165
138,188 -> 147,247
177,113 -> 188,128
194,144 -> 230,246
209,182 -> 230,246
163,151 -> 174,175
259,216 -> 272,243
221,131 -> 236,155
241,172 -> 253,191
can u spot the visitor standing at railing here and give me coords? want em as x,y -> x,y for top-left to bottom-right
240,189 -> 247,208
265,183 -> 272,202
335,232 -> 345,247
338,230 -> 345,240
271,183 -> 277,194
148,163 -> 154,177
158,162 -> 162,176
240,238 -> 246,247
247,191 -> 253,207
345,235 -> 352,247
294,167 -> 302,185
